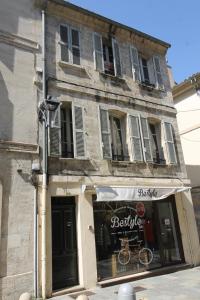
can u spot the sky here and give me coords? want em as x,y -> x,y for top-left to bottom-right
67,0 -> 200,84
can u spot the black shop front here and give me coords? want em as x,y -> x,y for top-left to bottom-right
93,187 -> 185,281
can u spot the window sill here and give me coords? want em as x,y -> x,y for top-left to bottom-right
59,157 -> 89,161
110,160 -> 146,167
59,60 -> 89,78
138,81 -> 165,92
110,160 -> 169,167
99,72 -> 125,83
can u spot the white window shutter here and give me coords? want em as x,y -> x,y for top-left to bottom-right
153,56 -> 164,89
99,108 -> 112,159
140,117 -> 153,162
71,28 -> 80,65
130,46 -> 141,81
60,25 -> 70,62
49,107 -> 61,157
112,38 -> 122,77
72,105 -> 86,158
147,57 -> 156,85
93,32 -> 104,72
129,115 -> 143,161
163,122 -> 177,164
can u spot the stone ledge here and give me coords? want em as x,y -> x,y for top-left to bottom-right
0,140 -> 39,154
48,78 -> 176,115
59,61 -> 91,79
0,29 -> 39,52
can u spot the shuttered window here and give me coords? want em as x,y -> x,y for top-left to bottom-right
153,56 -> 164,89
60,25 -> 80,65
99,108 -> 112,159
112,38 -> 122,77
49,103 -> 85,159
149,122 -> 165,164
61,106 -> 74,158
163,122 -> 177,164
147,57 -> 156,86
140,58 -> 150,84
129,48 -> 164,90
71,29 -> 80,65
60,25 -> 70,63
72,105 -> 85,158
93,32 -> 104,72
93,33 -> 122,77
130,46 -> 141,82
129,115 -> 143,161
49,107 -> 61,157
140,117 -> 153,162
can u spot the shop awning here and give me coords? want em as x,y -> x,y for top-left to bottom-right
95,186 -> 190,202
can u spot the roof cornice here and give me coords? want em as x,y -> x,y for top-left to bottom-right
173,73 -> 200,98
35,0 -> 171,49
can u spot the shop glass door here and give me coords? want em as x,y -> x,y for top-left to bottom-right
156,200 -> 183,265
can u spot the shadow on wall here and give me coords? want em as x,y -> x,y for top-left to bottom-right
0,0 -> 42,297
0,72 -> 13,299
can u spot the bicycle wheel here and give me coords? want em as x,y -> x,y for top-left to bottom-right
118,249 -> 131,265
139,248 -> 153,265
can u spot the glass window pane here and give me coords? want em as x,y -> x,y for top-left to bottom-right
96,52 -> 103,71
71,29 -> 79,46
93,198 -> 183,281
61,44 -> 69,62
168,143 -> 176,163
72,47 -> 80,65
94,34 -> 102,52
60,25 -> 68,43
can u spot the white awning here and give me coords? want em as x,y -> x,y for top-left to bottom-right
96,186 -> 190,202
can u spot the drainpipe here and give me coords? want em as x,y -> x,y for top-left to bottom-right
0,182 -> 2,260
33,187 -> 38,298
41,9 -> 47,300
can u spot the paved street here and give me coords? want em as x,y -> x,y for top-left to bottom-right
52,267 -> 200,300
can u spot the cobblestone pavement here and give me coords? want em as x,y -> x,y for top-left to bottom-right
52,267 -> 200,300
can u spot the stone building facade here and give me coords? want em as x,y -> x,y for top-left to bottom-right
0,0 -> 200,299
0,1 -> 41,299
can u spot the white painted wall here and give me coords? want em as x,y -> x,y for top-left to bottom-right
174,90 -> 200,187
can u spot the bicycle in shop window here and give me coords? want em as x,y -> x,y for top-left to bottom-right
117,238 -> 153,266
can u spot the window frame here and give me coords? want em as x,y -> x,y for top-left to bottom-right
130,46 -> 141,82
99,107 -> 128,161
128,114 -> 143,162
140,57 -> 151,84
109,114 -> 126,161
59,24 -> 81,66
99,106 -> 112,160
49,101 -> 86,159
72,103 -> 86,159
61,104 -> 74,158
93,32 -> 105,72
163,121 -> 177,165
148,120 -> 165,165
153,55 -> 164,90
112,37 -> 122,77
129,46 -> 165,90
93,33 -> 122,77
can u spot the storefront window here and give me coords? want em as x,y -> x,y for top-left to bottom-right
93,198 -> 183,281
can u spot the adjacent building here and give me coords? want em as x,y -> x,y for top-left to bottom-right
0,0 -> 41,299
173,73 -> 200,241
0,0 -> 200,299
